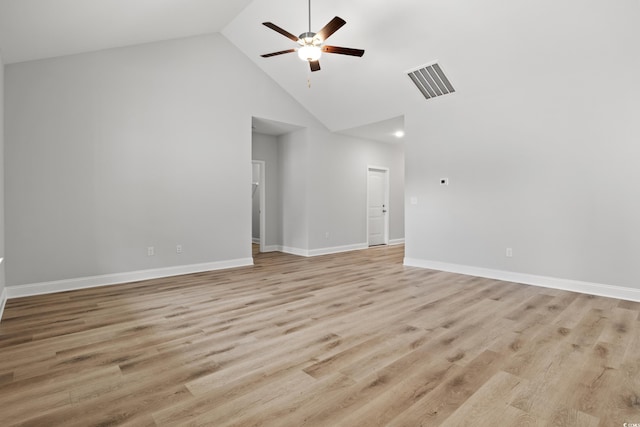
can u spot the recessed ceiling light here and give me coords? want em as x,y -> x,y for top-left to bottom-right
394,130 -> 405,138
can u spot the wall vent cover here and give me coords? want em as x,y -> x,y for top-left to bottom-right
407,62 -> 455,100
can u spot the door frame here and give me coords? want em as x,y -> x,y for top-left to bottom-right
252,160 -> 266,253
366,165 -> 390,246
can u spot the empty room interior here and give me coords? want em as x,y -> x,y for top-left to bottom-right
1,0 -> 640,425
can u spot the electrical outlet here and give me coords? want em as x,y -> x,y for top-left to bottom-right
324,232 -> 330,239
176,244 -> 183,254
440,178 -> 449,186
506,248 -> 513,257
147,246 -> 155,256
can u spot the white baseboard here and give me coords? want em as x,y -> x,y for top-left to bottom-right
6,258 -> 254,300
280,243 -> 369,257
280,246 -> 309,257
308,243 -> 368,257
389,238 -> 405,246
0,287 -> 7,323
251,237 -> 260,244
404,257 -> 640,303
263,245 -> 282,253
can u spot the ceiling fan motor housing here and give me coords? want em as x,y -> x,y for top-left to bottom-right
298,32 -> 320,45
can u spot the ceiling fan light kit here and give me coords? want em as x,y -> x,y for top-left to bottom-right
298,44 -> 321,61
297,32 -> 322,61
261,0 -> 364,73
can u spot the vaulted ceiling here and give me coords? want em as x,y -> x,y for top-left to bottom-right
223,0 -> 442,132
2,0 -> 637,137
0,0 -> 253,63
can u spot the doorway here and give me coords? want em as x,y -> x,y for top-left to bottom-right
367,166 -> 389,246
252,160 -> 266,253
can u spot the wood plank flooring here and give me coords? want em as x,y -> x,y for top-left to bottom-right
1,245 -> 640,426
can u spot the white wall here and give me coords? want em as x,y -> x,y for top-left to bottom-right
5,33 -> 325,287
404,1 -> 640,293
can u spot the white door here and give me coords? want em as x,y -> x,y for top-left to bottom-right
368,168 -> 389,246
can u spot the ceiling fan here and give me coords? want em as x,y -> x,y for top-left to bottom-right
260,0 -> 364,72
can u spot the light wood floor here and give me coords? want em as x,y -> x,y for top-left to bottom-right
1,245 -> 640,426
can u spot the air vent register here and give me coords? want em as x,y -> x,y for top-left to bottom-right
407,62 -> 455,100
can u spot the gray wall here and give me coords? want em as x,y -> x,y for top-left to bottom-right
251,162 -> 261,241
278,129 -> 309,252
252,133 -> 280,248
307,130 -> 404,250
5,34 -> 324,286
404,4 -> 640,289
0,50 -> 5,294
253,129 -> 405,253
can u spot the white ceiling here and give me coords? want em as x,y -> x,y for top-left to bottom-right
223,0 -> 424,133
0,0 -> 407,142
0,0 -> 253,63
337,115 -> 405,145
252,117 -> 303,136
3,1 -> 627,142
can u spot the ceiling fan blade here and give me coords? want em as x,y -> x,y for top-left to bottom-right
262,22 -> 300,42
309,60 -> 321,72
316,16 -> 346,41
322,45 -> 365,57
261,49 -> 296,58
